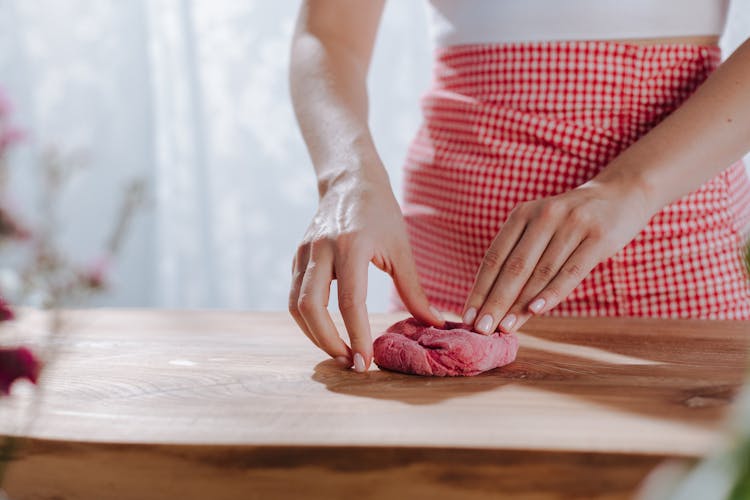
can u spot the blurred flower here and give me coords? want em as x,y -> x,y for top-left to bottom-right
0,204 -> 30,241
0,88 -> 23,155
0,297 -> 12,322
0,347 -> 40,395
0,128 -> 23,153
0,86 -> 145,489
77,255 -> 111,291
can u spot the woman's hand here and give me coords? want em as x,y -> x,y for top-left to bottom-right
458,37 -> 750,336
460,35 -> 750,334
462,176 -> 657,335
289,172 -> 445,372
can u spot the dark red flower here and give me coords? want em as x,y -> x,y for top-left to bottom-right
0,296 -> 12,322
0,347 -> 40,395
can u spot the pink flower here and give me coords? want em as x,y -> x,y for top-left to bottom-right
78,255 -> 111,290
0,296 -> 13,322
0,347 -> 40,395
0,128 -> 24,151
0,87 -> 24,155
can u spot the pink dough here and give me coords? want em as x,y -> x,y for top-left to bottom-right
373,317 -> 519,377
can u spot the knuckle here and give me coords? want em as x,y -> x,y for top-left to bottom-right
334,233 -> 352,249
503,255 -> 528,277
510,202 -> 531,218
483,248 -> 504,269
569,206 -> 592,226
534,262 -> 557,280
334,233 -> 367,258
336,230 -> 361,246
297,293 -> 320,315
312,236 -> 334,251
288,294 -> 299,315
563,262 -> 585,279
288,287 -> 301,315
299,240 -> 315,255
307,237 -> 322,249
338,289 -> 362,312
587,225 -> 607,243
538,201 -> 563,220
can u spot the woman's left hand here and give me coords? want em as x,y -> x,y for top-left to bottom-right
462,176 -> 657,335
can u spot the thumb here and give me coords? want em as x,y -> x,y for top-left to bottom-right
390,246 -> 445,327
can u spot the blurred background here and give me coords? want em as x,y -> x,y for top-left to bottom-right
0,0 -> 749,313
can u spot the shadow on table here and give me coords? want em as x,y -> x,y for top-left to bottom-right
311,358 -> 514,405
311,323 -> 749,424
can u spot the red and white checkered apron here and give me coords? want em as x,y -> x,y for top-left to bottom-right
392,41 -> 750,319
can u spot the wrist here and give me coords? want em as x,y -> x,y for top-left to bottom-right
317,157 -> 392,199
590,164 -> 664,218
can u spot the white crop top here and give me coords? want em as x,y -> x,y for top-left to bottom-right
428,0 -> 731,47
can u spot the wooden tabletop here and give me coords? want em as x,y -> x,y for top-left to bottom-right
1,309 -> 749,499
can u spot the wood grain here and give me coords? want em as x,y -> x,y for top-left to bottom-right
0,309 -> 748,499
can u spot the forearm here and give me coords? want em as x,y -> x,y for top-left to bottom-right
289,2 -> 389,198
595,38 -> 750,213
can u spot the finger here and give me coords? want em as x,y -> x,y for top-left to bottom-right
297,244 -> 353,366
473,218 -> 556,334
335,248 -> 372,373
528,238 -> 602,315
288,245 -> 320,348
461,212 -> 526,325
390,244 -> 445,327
501,225 -> 587,332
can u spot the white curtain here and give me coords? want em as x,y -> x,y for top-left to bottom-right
0,1 -> 747,311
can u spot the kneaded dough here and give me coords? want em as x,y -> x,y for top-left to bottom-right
373,317 -> 519,377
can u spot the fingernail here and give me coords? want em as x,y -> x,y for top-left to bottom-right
529,298 -> 546,313
353,352 -> 366,373
462,307 -> 477,325
429,305 -> 445,322
334,356 -> 351,367
499,314 -> 516,332
476,314 -> 493,334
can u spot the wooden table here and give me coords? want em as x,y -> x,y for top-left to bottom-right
0,309 -> 748,499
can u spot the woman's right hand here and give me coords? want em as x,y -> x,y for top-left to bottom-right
288,171 -> 445,373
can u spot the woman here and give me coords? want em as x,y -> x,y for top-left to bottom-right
288,0 -> 750,373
